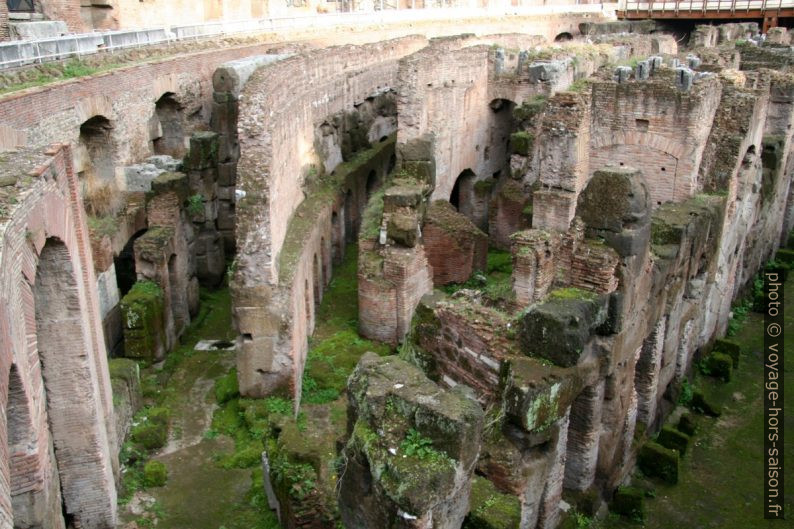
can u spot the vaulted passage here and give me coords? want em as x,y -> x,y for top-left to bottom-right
33,239 -> 115,529
153,93 -> 187,158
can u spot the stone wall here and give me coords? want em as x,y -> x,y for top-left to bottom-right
0,145 -> 117,529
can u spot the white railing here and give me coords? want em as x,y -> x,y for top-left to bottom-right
0,4 -> 617,70
618,0 -> 794,12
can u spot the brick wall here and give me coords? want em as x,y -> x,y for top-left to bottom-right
0,2 -> 9,42
41,0 -> 86,33
0,145 -> 118,528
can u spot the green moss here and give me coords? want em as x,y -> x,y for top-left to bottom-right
656,426 -> 690,456
677,413 -> 697,437
474,178 -> 496,196
712,338 -> 740,368
120,280 -> 166,361
144,460 -> 168,487
512,95 -> 548,124
131,407 -> 170,450
277,136 -> 395,282
775,248 -> 794,267
108,358 -> 139,385
700,352 -> 733,382
302,243 -> 392,401
215,369 -> 240,404
690,390 -> 722,417
611,486 -> 644,521
464,476 -> 522,529
510,131 -> 534,156
548,287 -> 597,301
87,215 -> 120,238
638,442 -> 679,484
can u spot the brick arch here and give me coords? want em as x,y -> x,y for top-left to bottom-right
0,145 -> 118,529
589,139 -> 688,207
73,96 -> 115,128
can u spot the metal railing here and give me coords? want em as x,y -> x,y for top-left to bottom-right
618,0 -> 794,14
0,4 -> 617,70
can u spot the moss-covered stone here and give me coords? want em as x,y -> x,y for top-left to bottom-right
463,476 -> 521,529
215,369 -> 240,404
510,131 -> 534,156
120,280 -> 166,361
401,160 -> 436,186
611,486 -> 644,521
713,338 -> 741,368
702,352 -> 733,382
133,227 -> 175,263
108,357 -> 140,385
473,178 -> 496,196
185,131 -> 219,171
519,293 -> 609,367
691,390 -> 722,417
638,441 -> 679,484
144,460 -> 168,487
657,425 -> 691,455
677,412 -> 697,436
577,166 -> 649,233
150,171 -> 189,202
387,210 -> 419,247
131,407 -> 170,450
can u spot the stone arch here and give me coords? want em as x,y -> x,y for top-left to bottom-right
554,32 -> 573,42
590,141 -> 682,207
450,169 -> 477,220
115,229 -> 147,298
152,92 -> 187,158
33,237 -> 116,528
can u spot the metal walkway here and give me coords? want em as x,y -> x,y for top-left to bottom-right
617,0 -> 794,30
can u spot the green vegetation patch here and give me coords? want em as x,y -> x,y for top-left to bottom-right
214,368 -> 240,404
144,460 -> 168,487
611,486 -> 644,522
637,441 -> 679,484
656,426 -> 690,456
464,476 -> 522,529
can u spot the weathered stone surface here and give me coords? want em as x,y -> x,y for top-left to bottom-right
339,353 -> 483,529
120,280 -> 167,361
519,290 -> 609,367
388,210 -> 419,247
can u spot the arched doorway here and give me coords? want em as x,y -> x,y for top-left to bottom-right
33,238 -> 115,528
152,93 -> 186,158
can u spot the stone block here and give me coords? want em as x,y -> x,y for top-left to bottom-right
423,200 -> 488,285
464,476 -> 521,528
185,131 -> 220,171
398,134 -> 435,161
401,160 -> 436,187
656,425 -> 690,455
675,67 -> 694,91
387,211 -> 419,247
577,166 -> 650,233
635,60 -> 650,81
528,60 -> 569,83
611,486 -> 644,521
519,290 -> 609,367
691,390 -> 721,417
637,442 -> 678,484
218,161 -> 237,186
120,280 -> 166,362
123,163 -> 163,192
502,356 -> 579,434
613,66 -> 632,83
339,353 -> 483,529
702,351 -> 732,382
150,171 -> 189,202
384,182 -> 425,211
195,230 -> 226,287
677,413 -> 697,436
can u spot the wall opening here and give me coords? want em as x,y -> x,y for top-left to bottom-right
304,279 -> 312,330
366,170 -> 378,200
450,169 -> 476,212
554,32 -> 573,42
321,237 -> 330,287
79,115 -> 120,217
313,254 -> 321,311
344,190 -> 354,243
115,229 -> 146,298
152,93 -> 186,158
33,238 -> 108,526
331,210 -> 342,264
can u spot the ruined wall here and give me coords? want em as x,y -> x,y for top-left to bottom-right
0,145 -> 117,529
589,71 -> 722,208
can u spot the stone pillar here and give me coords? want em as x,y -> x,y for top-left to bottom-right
564,382 -> 605,491
537,410 -> 570,529
635,318 -> 667,427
